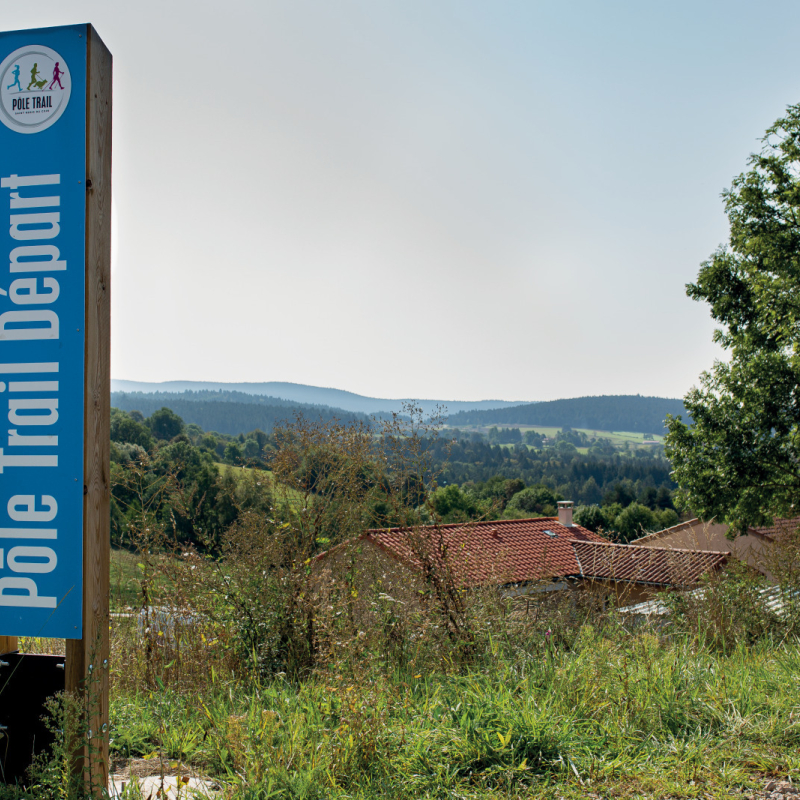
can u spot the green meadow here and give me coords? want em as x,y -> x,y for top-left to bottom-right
452,425 -> 664,445
99,611 -> 800,800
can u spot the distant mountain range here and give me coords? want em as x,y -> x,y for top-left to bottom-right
111,382 -> 687,437
110,380 -> 522,417
447,395 -> 688,435
111,390 -> 369,436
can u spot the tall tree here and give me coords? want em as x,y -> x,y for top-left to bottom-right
147,406 -> 185,440
666,103 -> 800,532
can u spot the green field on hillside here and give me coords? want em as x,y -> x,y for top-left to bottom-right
214,461 -> 269,477
110,548 -> 140,609
110,547 -> 177,610
450,425 -> 664,446
215,461 -> 307,506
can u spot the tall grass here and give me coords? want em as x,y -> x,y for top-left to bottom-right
9,541 -> 800,799
102,623 -> 800,799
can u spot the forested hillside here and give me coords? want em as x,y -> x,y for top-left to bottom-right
111,391 -> 369,435
114,388 -> 337,408
111,380 -> 522,416
430,435 -> 674,505
110,389 -> 686,438
448,394 -> 688,434
109,400 -> 678,546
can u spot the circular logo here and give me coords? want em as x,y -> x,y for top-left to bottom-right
0,45 -> 71,134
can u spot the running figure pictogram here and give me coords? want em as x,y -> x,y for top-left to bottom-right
48,62 -> 64,90
6,64 -> 21,92
26,62 -> 44,90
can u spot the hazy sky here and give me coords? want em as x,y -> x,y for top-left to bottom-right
3,1 -> 798,401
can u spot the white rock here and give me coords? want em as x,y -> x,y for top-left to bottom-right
108,775 -> 220,798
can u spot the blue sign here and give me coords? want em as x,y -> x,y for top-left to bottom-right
0,25 -> 88,639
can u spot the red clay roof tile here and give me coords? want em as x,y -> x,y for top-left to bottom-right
365,518 -> 602,587
363,517 -> 726,587
750,517 -> 800,539
571,540 -> 728,586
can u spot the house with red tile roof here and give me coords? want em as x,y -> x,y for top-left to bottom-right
318,502 -> 729,606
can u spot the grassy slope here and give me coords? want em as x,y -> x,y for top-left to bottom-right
111,548 -> 142,609
108,630 -> 800,799
215,461 -> 308,507
110,548 -> 178,610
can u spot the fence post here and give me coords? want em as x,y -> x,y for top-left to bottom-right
64,24 -> 112,798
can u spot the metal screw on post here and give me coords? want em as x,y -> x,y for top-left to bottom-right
0,660 -> 8,668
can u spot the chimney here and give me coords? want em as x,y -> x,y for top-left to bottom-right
557,500 -> 574,527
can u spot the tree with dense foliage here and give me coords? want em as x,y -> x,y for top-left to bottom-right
488,426 -> 522,444
603,481 -> 636,508
574,504 -> 606,532
523,429 -> 544,447
613,503 -> 658,542
224,441 -> 244,464
110,407 -> 154,449
505,485 -> 561,518
666,103 -> 800,532
147,406 -> 185,440
428,484 -> 485,522
580,476 -> 603,505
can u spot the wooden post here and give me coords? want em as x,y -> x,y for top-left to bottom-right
64,24 -> 112,798
0,636 -> 17,655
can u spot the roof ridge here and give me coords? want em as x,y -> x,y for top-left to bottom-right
365,516 -> 566,534
630,518 -> 702,543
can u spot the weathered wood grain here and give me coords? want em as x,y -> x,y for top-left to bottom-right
65,24 -> 112,798
0,636 -> 17,655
